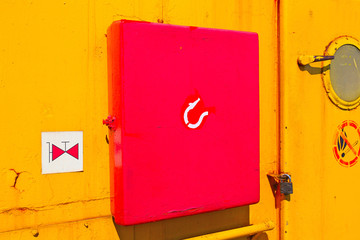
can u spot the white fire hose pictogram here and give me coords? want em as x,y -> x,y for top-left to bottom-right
183,98 -> 209,129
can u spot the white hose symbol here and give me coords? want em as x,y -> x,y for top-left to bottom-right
183,98 -> 209,129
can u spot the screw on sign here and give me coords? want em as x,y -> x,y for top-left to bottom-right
333,120 -> 360,167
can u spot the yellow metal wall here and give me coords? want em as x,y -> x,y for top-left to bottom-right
0,1 -> 279,239
280,1 -> 360,239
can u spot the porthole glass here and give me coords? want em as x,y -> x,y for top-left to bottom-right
330,44 -> 360,102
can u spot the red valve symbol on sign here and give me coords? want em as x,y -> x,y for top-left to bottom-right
47,141 -> 79,162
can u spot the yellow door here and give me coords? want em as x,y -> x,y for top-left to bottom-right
280,1 -> 360,239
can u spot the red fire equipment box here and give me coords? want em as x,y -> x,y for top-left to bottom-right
107,20 -> 259,225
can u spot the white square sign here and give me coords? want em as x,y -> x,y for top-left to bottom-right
41,131 -> 83,174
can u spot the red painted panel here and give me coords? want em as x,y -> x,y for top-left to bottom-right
107,20 -> 259,225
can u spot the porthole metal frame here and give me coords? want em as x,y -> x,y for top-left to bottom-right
322,36 -> 360,110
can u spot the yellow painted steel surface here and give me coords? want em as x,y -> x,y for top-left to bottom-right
0,0 -> 278,239
0,217 -> 119,240
280,0 -> 360,239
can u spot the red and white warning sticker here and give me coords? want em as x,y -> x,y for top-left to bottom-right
333,120 -> 360,167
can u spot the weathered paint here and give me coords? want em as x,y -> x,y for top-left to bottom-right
0,0 -> 278,239
0,216 -> 119,239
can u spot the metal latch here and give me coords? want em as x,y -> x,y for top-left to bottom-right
297,55 -> 334,66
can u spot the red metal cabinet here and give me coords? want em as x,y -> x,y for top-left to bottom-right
107,20 -> 259,225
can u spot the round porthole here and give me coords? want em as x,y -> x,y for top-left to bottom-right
323,36 -> 360,110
